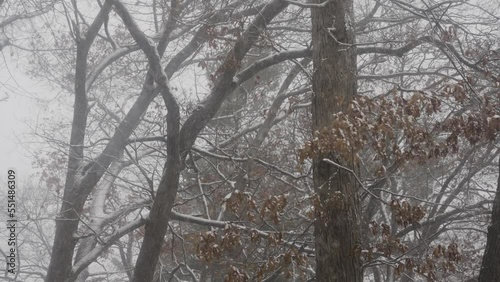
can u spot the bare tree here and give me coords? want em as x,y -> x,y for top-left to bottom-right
8,0 -> 500,281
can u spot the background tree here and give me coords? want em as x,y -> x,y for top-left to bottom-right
2,0 -> 500,281
479,159 -> 500,281
0,0 -> 55,51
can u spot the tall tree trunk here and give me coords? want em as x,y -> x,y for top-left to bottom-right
478,158 -> 500,281
45,3 -> 114,281
311,0 -> 362,281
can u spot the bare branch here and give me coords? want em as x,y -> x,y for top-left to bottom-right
70,218 -> 147,280
170,211 -> 315,254
179,0 -> 290,157
285,0 -> 331,8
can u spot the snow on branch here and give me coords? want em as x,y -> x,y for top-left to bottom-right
112,0 -> 176,107
170,211 -> 315,254
285,0 -> 332,8
70,217 -> 147,280
192,147 -> 308,180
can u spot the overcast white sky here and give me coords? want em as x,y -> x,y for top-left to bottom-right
0,55 -> 52,183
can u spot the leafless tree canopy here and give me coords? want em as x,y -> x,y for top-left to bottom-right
2,0 -> 500,281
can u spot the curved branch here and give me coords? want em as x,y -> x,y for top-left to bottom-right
69,218 -> 147,280
86,45 -> 140,91
179,0 -> 290,158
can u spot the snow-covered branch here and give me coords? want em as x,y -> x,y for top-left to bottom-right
170,211 -> 315,254
70,217 -> 147,280
285,0 -> 331,8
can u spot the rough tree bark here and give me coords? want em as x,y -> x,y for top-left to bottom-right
311,0 -> 362,281
478,158 -> 500,281
45,2 -> 114,281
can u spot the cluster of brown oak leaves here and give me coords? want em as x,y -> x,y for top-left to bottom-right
195,79 -> 499,281
296,80 -> 499,280
299,81 -> 500,166
197,191 -> 308,281
366,200 -> 458,281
